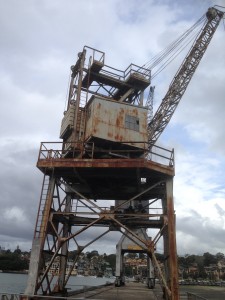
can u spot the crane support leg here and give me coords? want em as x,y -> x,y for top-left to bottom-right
25,176 -> 56,295
162,178 -> 179,300
147,255 -> 155,289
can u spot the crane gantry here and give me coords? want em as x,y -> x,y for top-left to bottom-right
24,6 -> 224,300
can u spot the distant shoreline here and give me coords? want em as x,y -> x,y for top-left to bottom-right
0,270 -> 28,274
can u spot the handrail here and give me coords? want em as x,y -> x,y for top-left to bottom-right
0,292 -> 103,300
124,63 -> 151,81
99,65 -> 125,81
83,45 -> 105,64
0,281 -> 113,299
37,141 -> 174,167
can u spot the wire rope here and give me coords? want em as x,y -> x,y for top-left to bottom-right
144,14 -> 205,69
151,18 -> 207,79
141,14 -> 206,76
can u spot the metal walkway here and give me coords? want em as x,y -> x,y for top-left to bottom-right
70,281 -> 157,299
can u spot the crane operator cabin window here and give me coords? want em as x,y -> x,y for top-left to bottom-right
125,114 -> 140,131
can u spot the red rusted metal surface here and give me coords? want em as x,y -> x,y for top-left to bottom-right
25,45 -> 178,298
165,179 -> 179,300
37,157 -> 174,176
85,97 -> 148,148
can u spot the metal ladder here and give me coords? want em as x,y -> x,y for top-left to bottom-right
34,174 -> 50,238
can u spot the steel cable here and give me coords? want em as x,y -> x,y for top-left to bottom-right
142,14 -> 206,75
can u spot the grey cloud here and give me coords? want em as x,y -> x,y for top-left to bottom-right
177,209 -> 225,254
0,0 -> 224,255
214,203 -> 225,218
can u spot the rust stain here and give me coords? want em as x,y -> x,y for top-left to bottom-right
115,109 -> 124,127
114,134 -> 123,141
116,118 -> 120,127
37,158 -> 174,176
132,108 -> 138,116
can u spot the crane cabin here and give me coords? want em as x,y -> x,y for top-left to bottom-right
60,46 -> 151,158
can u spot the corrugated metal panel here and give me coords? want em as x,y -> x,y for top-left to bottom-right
60,105 -> 85,142
60,105 -> 75,139
85,97 -> 148,149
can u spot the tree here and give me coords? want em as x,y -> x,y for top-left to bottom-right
139,253 -> 146,260
198,262 -> 207,279
215,252 -> 224,262
0,253 -> 29,271
105,254 -> 116,270
86,250 -> 99,259
14,246 -> 22,255
155,253 -> 164,262
68,250 -> 78,260
178,254 -> 196,268
126,253 -> 138,259
203,252 -> 216,266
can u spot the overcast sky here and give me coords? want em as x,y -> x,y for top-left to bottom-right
0,0 -> 225,256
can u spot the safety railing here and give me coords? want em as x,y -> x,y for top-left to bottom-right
97,63 -> 151,83
83,46 -> 151,84
0,294 -> 20,300
124,63 -> 151,82
0,281 -> 113,299
0,293 -> 97,300
38,142 -> 62,159
37,141 -> 174,167
84,45 -> 105,65
100,64 -> 125,81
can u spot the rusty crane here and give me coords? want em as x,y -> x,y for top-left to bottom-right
24,7 -> 224,300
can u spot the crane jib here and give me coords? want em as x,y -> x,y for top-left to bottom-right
148,7 -> 224,146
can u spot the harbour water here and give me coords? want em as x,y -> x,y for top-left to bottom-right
0,273 -> 115,294
0,273 -> 27,293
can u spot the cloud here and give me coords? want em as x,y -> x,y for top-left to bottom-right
0,0 -> 224,258
177,209 -> 225,254
215,203 -> 225,218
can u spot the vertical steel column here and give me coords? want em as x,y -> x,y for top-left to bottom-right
163,178 -> 179,300
115,238 -> 124,286
25,176 -> 56,295
147,255 -> 155,289
54,193 -> 72,293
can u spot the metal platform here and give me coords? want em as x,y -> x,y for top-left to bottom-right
37,142 -> 174,201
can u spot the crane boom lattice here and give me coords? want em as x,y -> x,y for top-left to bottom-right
148,7 -> 224,146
